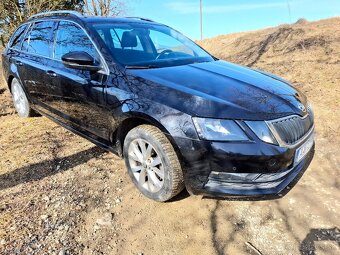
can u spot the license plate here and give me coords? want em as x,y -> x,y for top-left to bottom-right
295,134 -> 314,164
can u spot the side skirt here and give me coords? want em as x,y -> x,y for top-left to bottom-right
33,106 -> 121,157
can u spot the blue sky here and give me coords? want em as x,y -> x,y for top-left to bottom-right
131,0 -> 340,40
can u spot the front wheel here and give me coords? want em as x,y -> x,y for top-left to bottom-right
123,125 -> 184,202
11,78 -> 36,118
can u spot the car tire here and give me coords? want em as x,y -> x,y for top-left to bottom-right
11,78 -> 37,118
123,124 -> 184,202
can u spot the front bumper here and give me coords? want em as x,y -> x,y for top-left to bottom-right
174,131 -> 315,199
203,146 -> 314,198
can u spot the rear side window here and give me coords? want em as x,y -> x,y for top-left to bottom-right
22,21 -> 54,57
54,21 -> 99,61
9,24 -> 28,49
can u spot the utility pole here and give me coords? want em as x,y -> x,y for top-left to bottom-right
200,0 -> 203,40
286,0 -> 292,23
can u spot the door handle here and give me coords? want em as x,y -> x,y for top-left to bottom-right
46,70 -> 57,77
15,60 -> 23,66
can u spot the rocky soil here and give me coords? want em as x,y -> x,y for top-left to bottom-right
0,17 -> 339,254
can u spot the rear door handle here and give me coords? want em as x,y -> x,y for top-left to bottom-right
46,70 -> 57,77
15,60 -> 23,66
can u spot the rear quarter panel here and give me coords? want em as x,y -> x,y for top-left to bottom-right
1,49 -> 10,87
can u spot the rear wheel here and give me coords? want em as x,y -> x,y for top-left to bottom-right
123,125 -> 184,202
11,78 -> 36,118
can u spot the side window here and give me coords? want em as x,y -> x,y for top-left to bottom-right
9,24 -> 28,49
22,21 -> 54,57
54,21 -> 99,61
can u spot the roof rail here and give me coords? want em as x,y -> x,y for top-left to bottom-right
28,10 -> 83,20
124,17 -> 155,22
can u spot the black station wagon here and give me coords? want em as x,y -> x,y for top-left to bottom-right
1,11 -> 315,201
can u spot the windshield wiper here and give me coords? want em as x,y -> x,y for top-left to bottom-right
126,65 -> 159,69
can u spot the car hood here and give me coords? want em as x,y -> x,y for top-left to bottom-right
126,60 -> 307,120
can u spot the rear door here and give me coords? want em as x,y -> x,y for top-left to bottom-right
2,24 -> 29,83
19,21 -> 56,106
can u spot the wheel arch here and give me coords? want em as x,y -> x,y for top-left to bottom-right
111,113 -> 182,159
7,75 -> 34,104
7,75 -> 14,92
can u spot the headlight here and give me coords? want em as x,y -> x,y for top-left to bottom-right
307,101 -> 314,120
245,121 -> 278,145
192,118 -> 249,141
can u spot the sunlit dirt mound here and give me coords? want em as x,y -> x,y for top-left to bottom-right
198,17 -> 340,67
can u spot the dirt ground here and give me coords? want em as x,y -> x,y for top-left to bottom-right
0,18 -> 339,255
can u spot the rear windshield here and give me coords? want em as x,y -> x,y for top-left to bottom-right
90,22 -> 214,68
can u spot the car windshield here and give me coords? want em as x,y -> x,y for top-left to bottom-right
91,22 -> 214,68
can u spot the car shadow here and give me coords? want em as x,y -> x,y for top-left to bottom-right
299,227 -> 340,255
167,188 -> 190,202
0,146 -> 105,191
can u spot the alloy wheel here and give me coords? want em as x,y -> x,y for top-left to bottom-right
127,138 -> 165,193
12,81 -> 28,116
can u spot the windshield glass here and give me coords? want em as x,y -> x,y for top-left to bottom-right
91,22 -> 214,68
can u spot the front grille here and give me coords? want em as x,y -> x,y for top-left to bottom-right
268,106 -> 314,145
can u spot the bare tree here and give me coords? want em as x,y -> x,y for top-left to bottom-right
0,0 -> 82,45
83,0 -> 126,16
0,0 -> 129,46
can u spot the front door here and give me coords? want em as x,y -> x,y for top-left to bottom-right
47,21 -> 111,140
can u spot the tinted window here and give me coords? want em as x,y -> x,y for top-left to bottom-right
9,24 -> 28,49
54,21 -> 99,61
22,21 -> 54,57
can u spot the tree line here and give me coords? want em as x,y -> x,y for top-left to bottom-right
0,0 -> 127,46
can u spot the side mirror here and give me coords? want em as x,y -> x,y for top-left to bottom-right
61,51 -> 102,71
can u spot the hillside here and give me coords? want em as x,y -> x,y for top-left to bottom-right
200,17 -> 340,68
0,17 -> 339,255
199,17 -> 340,147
